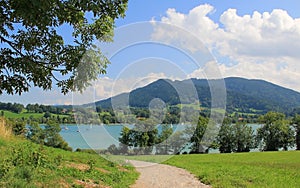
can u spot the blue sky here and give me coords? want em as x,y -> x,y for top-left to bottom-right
2,0 -> 300,105
118,0 -> 300,24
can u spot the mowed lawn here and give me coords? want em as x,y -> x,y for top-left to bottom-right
164,151 -> 300,188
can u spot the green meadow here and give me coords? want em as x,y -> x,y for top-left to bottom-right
1,110 -> 69,119
2,110 -> 44,118
105,150 -> 300,187
164,151 -> 300,188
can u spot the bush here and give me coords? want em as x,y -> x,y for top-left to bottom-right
27,121 -> 72,151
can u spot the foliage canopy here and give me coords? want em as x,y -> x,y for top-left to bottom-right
0,0 -> 128,95
257,112 -> 295,151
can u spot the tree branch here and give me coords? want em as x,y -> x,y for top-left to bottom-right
0,35 -> 25,57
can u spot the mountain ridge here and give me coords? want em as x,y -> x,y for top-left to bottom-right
94,77 -> 300,114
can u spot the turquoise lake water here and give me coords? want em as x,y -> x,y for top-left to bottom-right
60,124 -> 129,150
60,124 -> 264,151
60,124 -> 185,150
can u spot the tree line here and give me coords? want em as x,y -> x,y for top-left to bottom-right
111,111 -> 300,155
0,102 -> 72,114
2,101 -> 261,125
0,102 -> 24,114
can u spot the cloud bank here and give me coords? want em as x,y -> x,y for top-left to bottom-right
153,4 -> 300,92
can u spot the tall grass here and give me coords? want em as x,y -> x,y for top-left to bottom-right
0,117 -> 12,139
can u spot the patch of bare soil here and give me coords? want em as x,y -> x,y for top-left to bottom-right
74,179 -> 110,188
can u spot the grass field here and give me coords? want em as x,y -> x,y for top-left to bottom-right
164,152 -> 300,188
2,110 -> 69,119
0,118 -> 139,187
104,150 -> 300,187
95,148 -> 300,188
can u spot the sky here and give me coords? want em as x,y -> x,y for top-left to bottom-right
2,0 -> 300,105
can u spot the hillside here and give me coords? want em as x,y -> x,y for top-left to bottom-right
0,118 -> 138,187
95,77 -> 300,114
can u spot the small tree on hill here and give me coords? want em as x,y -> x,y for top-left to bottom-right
27,121 -> 71,151
7,119 -> 27,136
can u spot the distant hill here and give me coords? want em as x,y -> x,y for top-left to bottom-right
95,77 -> 300,114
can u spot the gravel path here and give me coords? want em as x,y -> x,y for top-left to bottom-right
129,160 -> 211,188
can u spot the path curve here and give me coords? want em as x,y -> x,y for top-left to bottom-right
129,160 -> 210,188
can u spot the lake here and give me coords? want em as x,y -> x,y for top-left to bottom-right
60,124 -> 130,150
60,124 -> 263,151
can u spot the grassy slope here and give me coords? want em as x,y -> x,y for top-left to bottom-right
2,110 -> 69,119
2,110 -> 44,118
164,152 -> 300,188
0,118 -> 138,187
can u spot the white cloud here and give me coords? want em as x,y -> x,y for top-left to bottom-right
70,72 -> 178,105
153,4 -> 300,92
152,4 -> 222,51
187,61 -> 223,79
218,8 -> 300,58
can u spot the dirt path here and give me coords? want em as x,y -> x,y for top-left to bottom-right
129,160 -> 210,188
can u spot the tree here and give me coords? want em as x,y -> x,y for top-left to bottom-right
99,112 -> 113,124
0,102 -> 24,113
27,121 -> 45,144
257,112 -> 295,151
0,0 -> 128,95
217,118 -> 234,153
117,119 -> 159,155
168,131 -> 187,154
292,114 -> 300,150
119,126 -> 131,154
10,120 -> 26,136
26,104 -> 35,113
107,144 -> 118,155
156,125 -> 173,154
11,103 -> 24,113
190,116 -> 209,153
126,119 -> 158,155
27,120 -> 72,151
43,111 -> 51,119
231,122 -> 256,152
134,119 -> 158,154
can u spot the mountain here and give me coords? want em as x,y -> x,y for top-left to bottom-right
95,77 -> 300,114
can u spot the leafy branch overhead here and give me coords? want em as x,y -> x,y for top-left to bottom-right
0,0 -> 128,95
